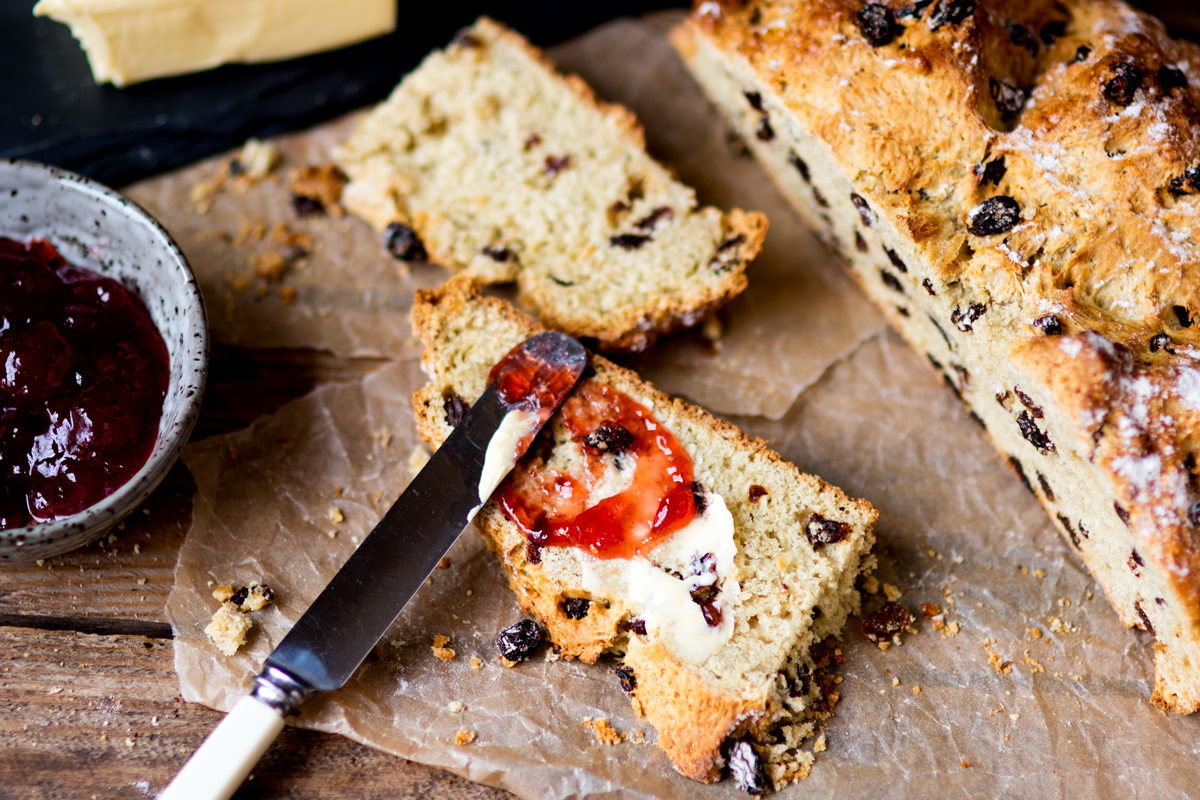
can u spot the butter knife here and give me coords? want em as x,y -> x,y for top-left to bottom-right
160,331 -> 587,800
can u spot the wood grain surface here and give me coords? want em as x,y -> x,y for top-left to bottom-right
0,348 -> 511,800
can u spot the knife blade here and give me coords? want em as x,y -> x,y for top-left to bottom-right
161,331 -> 587,800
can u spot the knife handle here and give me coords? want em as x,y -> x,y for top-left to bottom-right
159,695 -> 285,800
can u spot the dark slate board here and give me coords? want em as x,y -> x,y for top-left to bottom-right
0,1 -> 684,188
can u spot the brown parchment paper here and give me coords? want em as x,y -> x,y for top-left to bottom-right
164,11 -> 1200,800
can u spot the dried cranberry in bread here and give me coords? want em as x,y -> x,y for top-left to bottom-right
411,276 -> 877,789
337,17 -> 766,353
674,0 -> 1200,711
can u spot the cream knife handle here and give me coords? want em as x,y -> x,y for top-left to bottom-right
159,695 -> 284,800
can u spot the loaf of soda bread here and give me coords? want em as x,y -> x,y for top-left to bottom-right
674,0 -> 1200,712
337,17 -> 766,353
411,276 -> 877,790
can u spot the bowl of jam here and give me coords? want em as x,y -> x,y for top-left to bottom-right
0,159 -> 207,561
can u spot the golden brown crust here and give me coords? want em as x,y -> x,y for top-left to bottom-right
691,0 -> 1200,343
624,639 -> 759,782
1011,334 -> 1200,629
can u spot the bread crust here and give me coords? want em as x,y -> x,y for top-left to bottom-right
678,0 -> 1200,711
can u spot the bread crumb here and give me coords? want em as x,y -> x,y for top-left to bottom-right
205,602 -> 252,656
447,701 -> 465,713
48,686 -> 63,695
454,729 -> 476,745
631,729 -> 647,745
279,285 -> 297,304
982,638 -> 1012,674
232,215 -> 267,247
863,575 -> 880,594
498,656 -> 518,668
408,445 -> 431,476
1023,650 -> 1045,673
254,252 -> 288,282
1026,627 -> 1042,640
191,162 -> 231,213
328,507 -> 345,524
1034,569 -> 1045,579
237,583 -> 274,612
920,603 -> 941,617
438,557 -> 452,569
942,620 -> 960,637
289,165 -> 347,216
582,717 -> 623,745
1048,616 -> 1076,634
812,732 -> 826,753
213,582 -> 274,612
469,657 -> 482,670
883,583 -> 902,602
1008,713 -> 1020,722
892,677 -> 899,686
961,759 -> 971,768
432,635 -> 456,661
238,139 -> 280,182
912,685 -> 921,694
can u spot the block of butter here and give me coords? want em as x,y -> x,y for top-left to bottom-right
34,0 -> 398,87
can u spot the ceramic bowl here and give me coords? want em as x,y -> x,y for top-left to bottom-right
0,159 -> 208,562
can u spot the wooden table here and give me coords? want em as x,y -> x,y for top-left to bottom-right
0,346 -> 512,800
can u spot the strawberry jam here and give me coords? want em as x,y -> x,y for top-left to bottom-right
0,237 -> 169,529
496,380 -> 697,559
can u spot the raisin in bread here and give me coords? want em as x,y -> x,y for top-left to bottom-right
336,17 -> 766,353
411,275 -> 877,789
674,0 -> 1200,712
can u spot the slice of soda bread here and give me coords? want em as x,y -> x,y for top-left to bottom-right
411,276 -> 877,790
337,17 -> 766,353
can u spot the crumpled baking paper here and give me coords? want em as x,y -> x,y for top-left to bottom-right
163,12 -> 1200,800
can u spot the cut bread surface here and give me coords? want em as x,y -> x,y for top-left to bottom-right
411,276 -> 877,788
675,0 -> 1200,712
337,17 -> 766,352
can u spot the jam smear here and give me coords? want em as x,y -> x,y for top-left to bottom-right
496,380 -> 697,559
489,335 -> 587,412
486,332 -> 588,455
0,237 -> 170,529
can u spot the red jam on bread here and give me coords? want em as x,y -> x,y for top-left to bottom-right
497,379 -> 697,559
0,237 -> 169,529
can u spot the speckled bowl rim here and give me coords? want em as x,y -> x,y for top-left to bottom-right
0,158 -> 209,560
